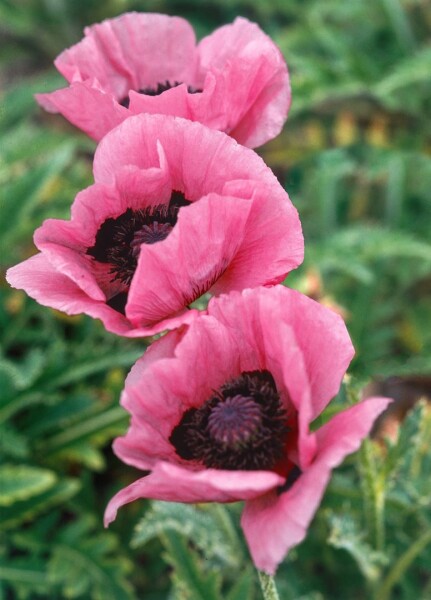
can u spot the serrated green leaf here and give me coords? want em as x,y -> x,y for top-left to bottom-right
163,531 -> 221,600
327,512 -> 389,581
133,502 -> 239,568
385,400 -> 431,504
0,478 -> 80,530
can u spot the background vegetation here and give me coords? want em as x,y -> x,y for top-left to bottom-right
1,0 -> 430,598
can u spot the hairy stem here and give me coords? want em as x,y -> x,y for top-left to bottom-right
359,438 -> 385,553
258,571 -> 280,600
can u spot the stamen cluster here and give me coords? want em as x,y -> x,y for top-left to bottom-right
5,12 -> 389,577
170,371 -> 289,470
87,192 -> 190,286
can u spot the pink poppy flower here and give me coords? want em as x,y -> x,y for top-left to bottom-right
6,115 -> 303,337
104,286 -> 391,573
35,13 -> 290,147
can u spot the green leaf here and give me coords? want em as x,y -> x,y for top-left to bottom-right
37,405 -> 128,455
163,530 -> 221,600
226,567 -> 255,600
0,72 -> 64,131
0,143 -> 76,246
327,512 -> 389,582
54,443 -> 106,471
385,400 -> 431,504
133,502 -> 239,569
43,348 -> 144,391
47,540 -> 134,600
0,424 -> 29,459
0,350 -> 45,396
0,478 -> 80,530
0,464 -> 56,506
0,558 -> 52,599
375,47 -> 431,99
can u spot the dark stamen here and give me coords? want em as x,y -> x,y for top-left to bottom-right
120,81 -> 202,108
87,191 -> 191,289
277,465 -> 302,494
170,370 -> 289,471
106,291 -> 128,314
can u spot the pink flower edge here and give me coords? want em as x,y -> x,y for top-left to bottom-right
98,285 -> 391,573
7,116 -> 303,338
35,13 -> 290,147
241,396 -> 392,573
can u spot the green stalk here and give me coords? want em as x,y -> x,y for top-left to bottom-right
213,504 -> 244,561
375,527 -> 431,600
359,438 -> 385,553
258,571 -> 280,600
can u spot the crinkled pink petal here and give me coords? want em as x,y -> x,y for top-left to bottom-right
241,396 -> 392,574
208,287 -> 354,422
112,312 -> 240,469
126,193 -> 252,328
5,254 -> 197,338
93,115 -> 303,292
227,52 -> 290,148
37,14 -> 289,146
186,70 -> 229,131
54,13 -> 197,96
6,254 -> 108,326
259,321 -> 317,469
207,288 -> 317,467
128,83 -> 191,119
36,82 -> 128,141
35,171 -> 170,256
76,166 -> 171,229
116,287 -> 351,481
32,161 -> 172,303
34,222 -> 104,301
113,416 -> 176,470
9,116 -> 303,337
93,114 -> 278,194
104,461 -> 285,526
198,17 -> 275,72
119,316 -> 239,440
212,181 -> 303,293
196,17 -> 290,146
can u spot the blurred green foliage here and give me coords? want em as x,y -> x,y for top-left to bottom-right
1,0 -> 430,598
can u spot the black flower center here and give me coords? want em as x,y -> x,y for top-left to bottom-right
87,191 -> 190,309
120,81 -> 202,108
170,370 -> 289,471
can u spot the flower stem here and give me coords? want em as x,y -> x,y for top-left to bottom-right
258,571 -> 280,600
359,438 -> 385,552
375,527 -> 431,600
213,504 -> 243,561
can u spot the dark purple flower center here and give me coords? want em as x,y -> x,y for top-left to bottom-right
87,191 -> 191,312
170,370 -> 289,470
120,80 -> 202,108
130,221 -> 173,255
